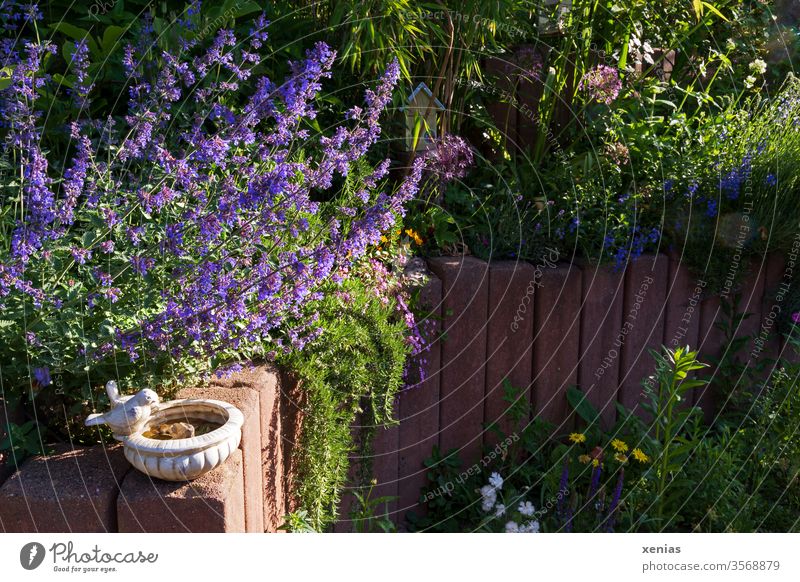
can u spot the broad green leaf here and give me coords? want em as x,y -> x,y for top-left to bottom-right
566,386 -> 600,426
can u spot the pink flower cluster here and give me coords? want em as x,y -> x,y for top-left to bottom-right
579,65 -> 622,105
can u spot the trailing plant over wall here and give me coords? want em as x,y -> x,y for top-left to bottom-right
277,254 -> 420,531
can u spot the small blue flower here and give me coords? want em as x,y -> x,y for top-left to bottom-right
33,366 -> 51,387
766,173 -> 777,186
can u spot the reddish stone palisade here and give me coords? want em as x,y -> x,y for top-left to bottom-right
397,273 -> 443,525
484,260 -> 536,444
532,262 -> 581,431
427,256 -> 489,465
577,259 -> 625,429
618,254 -> 669,417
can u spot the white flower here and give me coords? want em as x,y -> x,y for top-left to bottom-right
745,75 -> 757,89
518,501 -> 536,517
480,485 -> 497,512
726,38 -> 736,51
749,59 -> 767,75
505,520 -> 520,533
488,472 -> 504,490
520,520 -> 541,533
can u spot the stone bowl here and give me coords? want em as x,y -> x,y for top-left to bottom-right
122,399 -> 243,481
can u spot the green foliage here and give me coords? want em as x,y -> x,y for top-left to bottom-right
408,380 -> 556,532
639,347 -> 709,527
410,346 -> 800,533
0,421 -> 50,466
279,509 -> 319,533
277,273 -> 411,531
349,480 -> 398,533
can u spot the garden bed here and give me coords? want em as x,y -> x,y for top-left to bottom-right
339,250 -> 789,529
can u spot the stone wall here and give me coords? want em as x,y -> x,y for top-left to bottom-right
0,366 -> 295,533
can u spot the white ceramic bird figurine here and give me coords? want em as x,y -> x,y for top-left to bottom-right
105,380 -> 125,406
85,388 -> 160,439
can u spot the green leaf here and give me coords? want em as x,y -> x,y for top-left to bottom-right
50,23 -> 98,53
101,25 -> 126,53
0,66 -> 13,91
566,386 -> 600,426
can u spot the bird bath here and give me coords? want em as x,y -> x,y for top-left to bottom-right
85,383 -> 244,481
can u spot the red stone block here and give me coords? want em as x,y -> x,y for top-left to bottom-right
577,260 -> 624,429
206,366 -> 284,532
663,252 -> 704,408
427,256 -> 489,465
371,418 -> 399,522
618,255 -> 669,416
0,444 -> 129,532
532,263 -> 581,431
177,383 -> 263,533
398,275 -> 442,525
118,449 -> 245,533
735,256 -> 767,363
761,253 -> 787,364
663,252 -> 704,351
485,260 -> 535,443
280,372 -> 305,517
696,294 -> 724,417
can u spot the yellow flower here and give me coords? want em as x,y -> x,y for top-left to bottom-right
404,228 -> 423,245
380,235 -> 388,244
614,453 -> 628,464
578,454 -> 591,464
610,439 -> 629,453
591,459 -> 600,468
568,432 -> 586,444
632,448 -> 650,463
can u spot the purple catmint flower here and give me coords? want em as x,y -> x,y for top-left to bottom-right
130,255 -> 154,276
0,10 -> 426,381
70,246 -> 92,264
604,469 -> 625,532
557,462 -> 569,521
69,39 -> 92,108
33,366 -> 51,386
588,464 -> 602,499
58,124 -> 90,224
126,226 -> 145,246
580,65 -> 621,105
